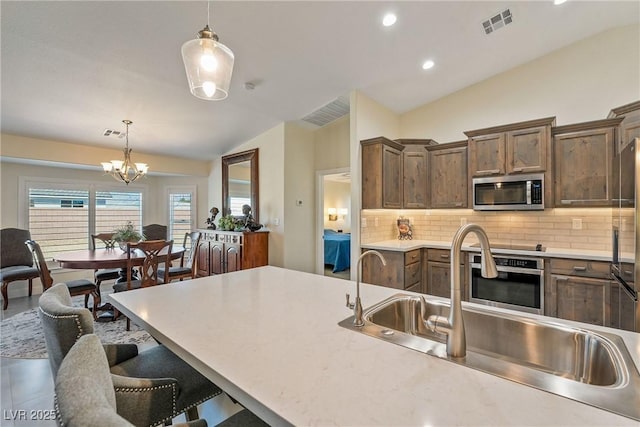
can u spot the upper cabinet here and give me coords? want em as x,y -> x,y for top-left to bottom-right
609,100 -> 640,150
553,118 -> 622,207
361,137 -> 404,209
396,139 -> 438,209
465,117 -> 555,177
427,141 -> 468,209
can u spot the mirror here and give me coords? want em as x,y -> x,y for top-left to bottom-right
222,148 -> 259,222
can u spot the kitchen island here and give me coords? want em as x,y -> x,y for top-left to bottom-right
109,266 -> 639,426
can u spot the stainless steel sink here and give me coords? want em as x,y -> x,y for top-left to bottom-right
339,294 -> 640,420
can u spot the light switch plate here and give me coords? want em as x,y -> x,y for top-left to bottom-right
572,218 -> 582,230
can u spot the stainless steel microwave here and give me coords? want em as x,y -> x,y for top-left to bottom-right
473,174 -> 544,211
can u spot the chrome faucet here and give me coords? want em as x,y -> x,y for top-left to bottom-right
346,250 -> 387,327
423,224 -> 497,358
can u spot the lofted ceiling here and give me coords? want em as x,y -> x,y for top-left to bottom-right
1,1 -> 638,161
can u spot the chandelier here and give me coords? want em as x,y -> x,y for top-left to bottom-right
181,2 -> 234,100
100,120 -> 148,185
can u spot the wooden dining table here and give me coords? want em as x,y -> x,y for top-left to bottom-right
54,246 -> 184,320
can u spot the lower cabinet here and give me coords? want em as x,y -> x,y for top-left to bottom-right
424,249 -> 466,300
546,259 -> 612,327
196,230 -> 269,277
361,249 -> 422,291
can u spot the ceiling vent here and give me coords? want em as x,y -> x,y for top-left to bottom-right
302,96 -> 350,127
103,129 -> 125,138
482,9 -> 513,35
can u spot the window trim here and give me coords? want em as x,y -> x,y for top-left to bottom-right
165,185 -> 197,241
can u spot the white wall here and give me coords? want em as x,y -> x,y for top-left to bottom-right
400,24 -> 640,143
314,115 -> 350,171
323,180 -> 351,233
283,123 -> 316,272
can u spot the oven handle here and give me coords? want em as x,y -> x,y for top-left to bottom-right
471,263 -> 543,276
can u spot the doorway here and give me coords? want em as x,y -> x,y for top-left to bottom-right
316,168 -> 351,279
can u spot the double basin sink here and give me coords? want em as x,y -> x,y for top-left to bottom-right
338,294 -> 640,421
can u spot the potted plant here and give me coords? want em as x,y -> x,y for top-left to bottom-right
112,221 -> 143,251
218,215 -> 239,231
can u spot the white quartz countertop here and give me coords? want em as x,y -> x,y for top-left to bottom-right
362,239 -> 624,262
109,266 -> 640,426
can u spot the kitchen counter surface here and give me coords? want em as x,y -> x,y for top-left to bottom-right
362,239 -> 626,262
109,266 -> 639,426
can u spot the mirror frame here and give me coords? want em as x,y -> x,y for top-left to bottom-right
222,148 -> 259,223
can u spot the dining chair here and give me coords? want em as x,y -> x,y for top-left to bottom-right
90,232 -> 121,288
39,283 -> 223,425
159,231 -> 201,282
25,239 -> 99,319
0,228 -> 40,310
113,239 -> 173,330
142,223 -> 168,241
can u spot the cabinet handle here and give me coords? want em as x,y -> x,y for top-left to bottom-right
411,254 -> 418,260
572,266 -> 587,272
440,254 -> 450,259
512,167 -> 524,172
623,270 -> 633,275
485,169 -> 501,174
454,202 -> 463,207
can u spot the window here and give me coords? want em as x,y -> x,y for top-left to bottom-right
167,186 -> 196,247
21,178 -> 145,260
229,197 -> 251,216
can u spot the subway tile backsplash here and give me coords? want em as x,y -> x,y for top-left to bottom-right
361,208 -> 619,252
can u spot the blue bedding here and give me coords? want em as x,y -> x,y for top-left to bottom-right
324,230 -> 351,273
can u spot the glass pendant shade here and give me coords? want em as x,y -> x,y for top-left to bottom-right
182,25 -> 234,101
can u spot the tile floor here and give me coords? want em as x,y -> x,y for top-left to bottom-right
1,293 -> 243,426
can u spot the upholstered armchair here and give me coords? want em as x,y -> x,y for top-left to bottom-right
55,334 -> 208,427
0,228 -> 40,310
39,283 -> 222,425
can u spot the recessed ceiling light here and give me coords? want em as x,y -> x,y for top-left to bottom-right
382,13 -> 397,27
422,60 -> 435,70
553,0 -> 567,5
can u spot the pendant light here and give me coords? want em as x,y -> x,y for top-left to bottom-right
100,120 -> 148,185
181,2 -> 234,101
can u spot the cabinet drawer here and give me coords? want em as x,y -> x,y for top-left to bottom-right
405,249 -> 421,265
404,262 -> 421,289
550,259 -> 610,279
427,249 -> 451,262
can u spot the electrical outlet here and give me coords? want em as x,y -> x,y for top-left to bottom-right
374,217 -> 379,227
361,218 -> 367,227
295,199 -> 303,206
460,218 -> 467,226
572,218 -> 582,230
274,218 -> 280,226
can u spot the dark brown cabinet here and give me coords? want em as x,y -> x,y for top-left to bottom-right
361,249 -> 422,291
361,137 -> 404,209
553,119 -> 622,207
196,230 -> 268,277
546,258 -> 612,327
465,117 -> 554,178
427,141 -> 468,209
424,249 -> 466,300
397,139 -> 438,209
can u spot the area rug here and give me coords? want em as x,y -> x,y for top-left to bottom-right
0,301 -> 154,359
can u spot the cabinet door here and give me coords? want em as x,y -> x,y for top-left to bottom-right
361,250 -> 404,289
554,127 -> 614,206
506,126 -> 547,174
403,150 -> 428,208
469,133 -> 505,177
226,245 -> 242,273
429,146 -> 468,208
196,241 -> 210,277
426,261 -> 451,298
210,242 -> 224,275
548,275 -> 611,326
610,281 -> 636,331
382,145 -> 403,208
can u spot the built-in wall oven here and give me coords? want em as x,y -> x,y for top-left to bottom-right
469,252 -> 544,315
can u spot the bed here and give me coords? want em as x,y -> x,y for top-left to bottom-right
324,229 -> 351,273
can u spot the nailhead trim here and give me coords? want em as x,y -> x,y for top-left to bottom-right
115,383 -> 177,426
53,394 -> 64,427
38,307 -> 85,339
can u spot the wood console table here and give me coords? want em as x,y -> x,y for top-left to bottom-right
196,229 -> 269,276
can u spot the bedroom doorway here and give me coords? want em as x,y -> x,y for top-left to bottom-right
316,168 -> 351,279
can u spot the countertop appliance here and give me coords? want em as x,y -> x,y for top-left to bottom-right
469,249 -> 544,315
611,137 -> 639,332
473,173 -> 544,211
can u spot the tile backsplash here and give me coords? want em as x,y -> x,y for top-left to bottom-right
361,208 -> 616,252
